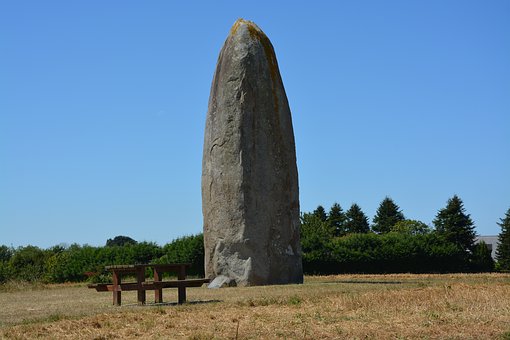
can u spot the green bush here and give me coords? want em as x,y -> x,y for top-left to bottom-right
8,246 -> 51,282
44,242 -> 165,283
106,235 -> 137,247
1,224 -> 492,284
1,236 -> 198,284
470,241 -> 494,272
302,232 -> 469,274
0,246 -> 13,283
0,261 -> 12,283
156,234 -> 204,276
0,246 -> 13,262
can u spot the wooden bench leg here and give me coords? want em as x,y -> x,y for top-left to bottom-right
137,268 -> 146,305
178,266 -> 186,304
178,287 -> 186,304
113,272 -> 121,306
154,269 -> 163,303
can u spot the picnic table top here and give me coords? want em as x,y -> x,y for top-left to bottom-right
105,263 -> 191,270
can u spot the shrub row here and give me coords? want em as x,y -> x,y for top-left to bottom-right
0,229 -> 494,284
302,232 -> 478,274
0,235 -> 204,284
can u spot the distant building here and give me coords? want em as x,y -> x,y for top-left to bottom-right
475,236 -> 499,260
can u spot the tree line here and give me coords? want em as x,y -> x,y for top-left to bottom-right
300,195 -> 510,274
0,196 -> 509,284
0,235 -> 205,284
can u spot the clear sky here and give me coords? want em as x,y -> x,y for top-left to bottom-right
1,1 -> 509,248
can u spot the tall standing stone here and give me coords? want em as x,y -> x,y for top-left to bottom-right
202,19 -> 302,286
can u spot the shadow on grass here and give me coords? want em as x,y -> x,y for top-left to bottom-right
122,299 -> 222,307
325,280 -> 407,285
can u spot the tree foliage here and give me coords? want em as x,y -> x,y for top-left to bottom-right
9,246 -> 51,282
1,197 -> 501,283
300,199 -> 492,274
1,237 -> 198,283
302,232 -> 467,274
312,205 -> 327,222
471,241 -> 494,272
327,203 -> 346,237
300,212 -> 335,273
391,220 -> 431,235
300,213 -> 333,252
156,234 -> 205,276
496,208 -> 510,271
106,235 -> 138,247
372,197 -> 405,234
433,195 -> 477,254
344,204 -> 370,234
0,246 -> 13,262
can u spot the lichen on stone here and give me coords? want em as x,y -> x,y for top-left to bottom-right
229,19 -> 280,112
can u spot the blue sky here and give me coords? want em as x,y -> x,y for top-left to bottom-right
1,1 -> 509,248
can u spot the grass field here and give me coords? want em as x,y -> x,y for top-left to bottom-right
1,274 -> 509,339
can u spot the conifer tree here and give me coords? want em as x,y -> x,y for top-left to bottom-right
327,203 -> 346,237
433,195 -> 477,254
496,207 -> 510,271
313,205 -> 328,222
344,203 -> 370,234
372,197 -> 405,234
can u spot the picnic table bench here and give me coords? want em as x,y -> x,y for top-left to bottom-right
88,263 -> 209,306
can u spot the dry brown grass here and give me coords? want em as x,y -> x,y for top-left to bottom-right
1,274 -> 509,339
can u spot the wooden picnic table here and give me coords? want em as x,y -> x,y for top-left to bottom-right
88,263 -> 209,306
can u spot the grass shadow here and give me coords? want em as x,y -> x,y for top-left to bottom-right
325,280 -> 407,285
121,299 -> 222,307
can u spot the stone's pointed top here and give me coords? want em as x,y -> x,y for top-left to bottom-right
226,18 -> 278,86
230,18 -> 259,34
229,18 -> 267,41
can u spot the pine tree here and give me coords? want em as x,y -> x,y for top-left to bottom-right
344,203 -> 370,234
372,197 -> 405,234
496,207 -> 510,271
433,195 -> 477,254
313,205 -> 328,222
327,203 -> 346,237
